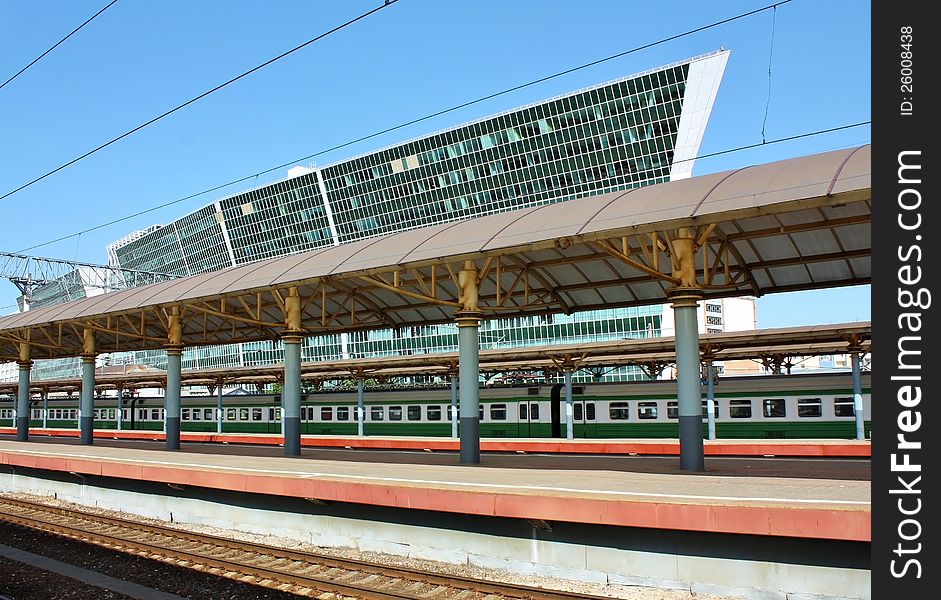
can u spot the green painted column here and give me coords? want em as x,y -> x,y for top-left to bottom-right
16,360 -> 31,442
165,347 -> 183,450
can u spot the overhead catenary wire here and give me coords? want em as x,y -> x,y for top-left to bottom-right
0,0 -> 119,91
11,0 -> 797,254
760,5 -> 777,143
0,0 -> 400,203
14,121 -> 870,255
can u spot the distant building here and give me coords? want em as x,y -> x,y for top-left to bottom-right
17,51 -> 752,383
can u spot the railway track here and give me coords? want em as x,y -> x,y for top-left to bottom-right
0,497 -> 608,600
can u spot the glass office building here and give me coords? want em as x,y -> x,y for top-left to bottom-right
24,51 -> 731,382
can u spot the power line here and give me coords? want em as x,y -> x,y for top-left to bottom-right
0,0 -> 400,203
14,121 -> 870,255
0,0 -> 119,91
11,0 -> 795,252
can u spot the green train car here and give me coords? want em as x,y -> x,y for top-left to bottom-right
2,372 -> 870,439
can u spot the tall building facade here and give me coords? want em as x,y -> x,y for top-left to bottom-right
21,51 -> 733,382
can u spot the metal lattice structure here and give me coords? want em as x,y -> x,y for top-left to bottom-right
0,252 -> 177,311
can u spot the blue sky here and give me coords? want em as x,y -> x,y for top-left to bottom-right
0,0 -> 871,325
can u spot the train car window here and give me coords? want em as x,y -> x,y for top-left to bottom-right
798,398 -> 822,417
371,406 -> 384,421
151,409 -> 161,421
667,401 -> 678,419
530,403 -> 540,419
252,408 -> 263,422
479,405 -> 484,421
226,408 -> 236,421
490,404 -> 507,421
701,400 -> 718,418
427,405 -> 442,421
389,406 -> 403,421
239,408 -> 249,421
275,408 -> 282,421
834,397 -> 855,417
204,408 -> 214,420
609,402 -> 630,420
729,399 -> 752,418
519,404 -> 528,420
762,399 -> 786,418
321,407 -> 333,421
447,405 -> 454,421
637,402 -> 658,420
337,407 -> 350,421
181,409 -> 190,421
573,404 -> 583,421
407,406 -> 422,421
585,403 -> 595,420
32,409 -> 40,419
268,408 -> 275,421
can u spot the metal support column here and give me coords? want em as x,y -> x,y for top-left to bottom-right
16,351 -> 31,442
41,390 -> 48,429
457,312 -> 482,464
165,347 -> 183,450
852,352 -> 865,439
357,378 -> 365,436
672,293 -> 705,471
283,335 -> 302,456
450,374 -> 458,439
116,387 -> 124,431
564,369 -> 574,440
216,381 -> 224,434
282,287 -> 304,456
79,356 -> 96,445
705,360 -> 716,441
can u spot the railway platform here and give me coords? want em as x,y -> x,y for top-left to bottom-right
0,437 -> 869,541
0,427 -> 871,457
0,437 -> 871,599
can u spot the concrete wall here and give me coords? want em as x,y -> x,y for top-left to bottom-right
0,467 -> 870,600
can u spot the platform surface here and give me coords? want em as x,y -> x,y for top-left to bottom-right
0,437 -> 870,543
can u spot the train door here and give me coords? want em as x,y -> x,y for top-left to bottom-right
572,401 -> 597,437
516,400 -> 542,437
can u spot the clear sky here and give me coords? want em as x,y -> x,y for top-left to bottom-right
0,0 -> 871,325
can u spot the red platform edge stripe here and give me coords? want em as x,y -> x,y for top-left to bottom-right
0,450 -> 870,542
1,428 -> 871,457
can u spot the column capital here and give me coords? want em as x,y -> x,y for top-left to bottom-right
281,332 -> 305,344
455,309 -> 483,327
165,345 -> 185,357
80,353 -> 97,364
668,287 -> 704,308
16,359 -> 33,369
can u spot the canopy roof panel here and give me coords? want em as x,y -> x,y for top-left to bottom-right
0,146 -> 871,361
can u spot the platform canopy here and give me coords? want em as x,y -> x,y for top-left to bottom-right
0,322 -> 871,394
0,145 -> 871,362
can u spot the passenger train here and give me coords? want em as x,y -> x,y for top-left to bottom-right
1,372 -> 871,439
